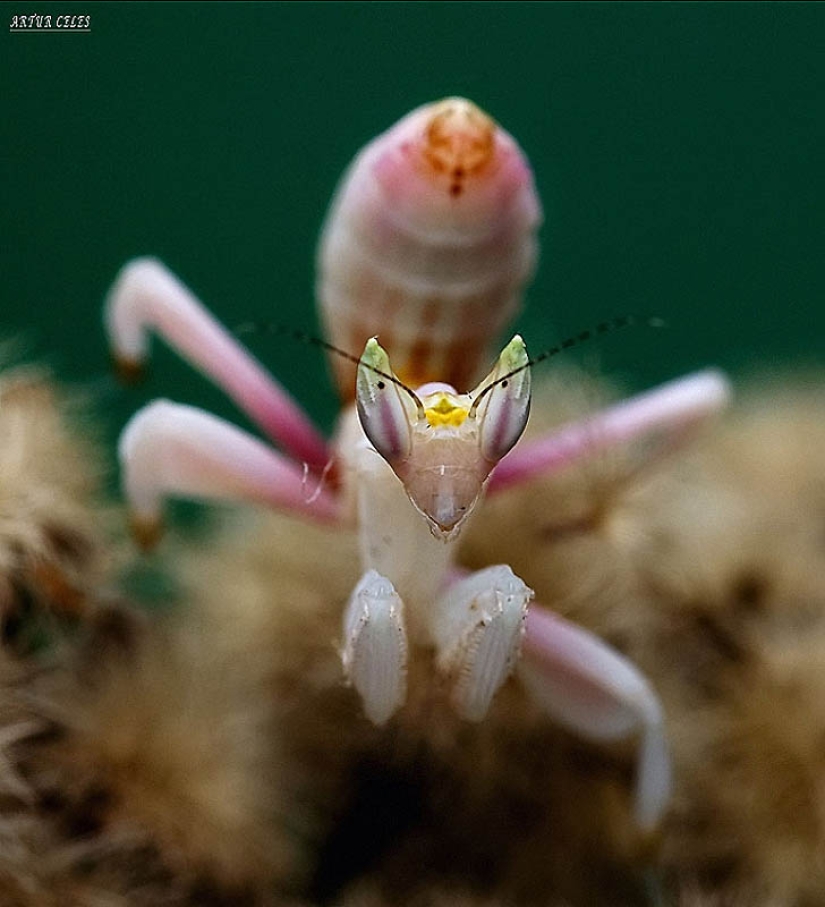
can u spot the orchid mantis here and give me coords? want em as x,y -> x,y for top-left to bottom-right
105,98 -> 730,833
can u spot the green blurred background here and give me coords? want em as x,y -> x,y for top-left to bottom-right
3,2 -> 824,445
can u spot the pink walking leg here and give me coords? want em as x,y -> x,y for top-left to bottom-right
520,605 -> 670,832
488,369 -> 731,493
120,400 -> 340,547
105,258 -> 330,470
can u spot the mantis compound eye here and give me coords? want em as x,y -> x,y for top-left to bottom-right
355,338 -> 423,464
470,335 -> 532,463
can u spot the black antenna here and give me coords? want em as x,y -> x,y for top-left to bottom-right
236,314 -> 663,418
469,314 -> 666,414
234,321 -> 425,414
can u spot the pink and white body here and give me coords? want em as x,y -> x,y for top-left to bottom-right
104,98 -> 731,834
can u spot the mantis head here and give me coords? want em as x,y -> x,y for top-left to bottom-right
356,335 -> 531,540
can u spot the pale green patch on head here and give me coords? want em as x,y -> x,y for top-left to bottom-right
360,336 -> 391,374
499,333 -> 529,373
356,337 -> 424,464
469,334 -> 532,462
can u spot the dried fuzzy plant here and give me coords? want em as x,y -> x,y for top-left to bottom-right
0,368 -> 824,907
0,364 -> 300,906
168,371 -> 825,907
0,367 -> 113,639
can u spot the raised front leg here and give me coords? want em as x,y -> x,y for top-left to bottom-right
519,606 -> 670,833
430,566 -> 533,721
488,369 -> 731,493
342,569 -> 408,726
105,258 -> 330,470
120,400 -> 339,547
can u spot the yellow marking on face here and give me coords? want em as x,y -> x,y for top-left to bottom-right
424,393 -> 470,428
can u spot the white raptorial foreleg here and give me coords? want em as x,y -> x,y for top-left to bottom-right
342,570 -> 408,726
429,566 -> 532,721
519,606 -> 670,832
120,400 -> 339,546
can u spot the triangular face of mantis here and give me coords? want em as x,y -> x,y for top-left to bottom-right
355,335 -> 531,539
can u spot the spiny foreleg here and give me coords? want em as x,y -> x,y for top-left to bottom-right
430,566 -> 532,721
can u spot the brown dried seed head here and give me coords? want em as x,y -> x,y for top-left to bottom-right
422,98 -> 496,186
